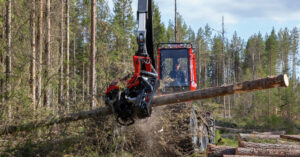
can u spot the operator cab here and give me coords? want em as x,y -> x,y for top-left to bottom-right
157,43 -> 197,93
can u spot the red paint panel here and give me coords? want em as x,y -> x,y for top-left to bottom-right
189,48 -> 197,91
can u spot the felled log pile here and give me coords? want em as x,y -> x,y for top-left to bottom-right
206,132 -> 300,157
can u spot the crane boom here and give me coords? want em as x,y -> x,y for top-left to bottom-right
105,0 -> 158,126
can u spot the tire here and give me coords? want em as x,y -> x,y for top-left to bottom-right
190,105 -> 215,151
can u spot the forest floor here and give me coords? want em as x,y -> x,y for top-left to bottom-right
1,104 -> 299,156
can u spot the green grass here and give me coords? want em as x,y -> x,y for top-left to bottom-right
215,129 -> 238,147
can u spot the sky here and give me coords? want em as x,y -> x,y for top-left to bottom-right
109,0 -> 300,41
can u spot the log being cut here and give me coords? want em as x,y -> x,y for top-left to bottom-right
0,74 -> 289,136
152,74 -> 289,106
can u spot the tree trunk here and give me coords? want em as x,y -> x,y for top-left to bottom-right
206,144 -> 235,157
236,147 -> 300,157
250,50 -> 255,113
0,106 -> 112,136
197,39 -> 201,88
280,135 -> 300,142
82,63 -> 85,101
37,0 -> 43,109
58,0 -> 64,106
6,0 -> 12,120
1,7 -> 5,104
268,50 -> 272,117
30,0 -> 36,110
86,63 -> 89,98
72,35 -> 76,103
152,74 -> 289,107
90,0 -> 96,109
291,28 -> 297,89
65,0 -> 70,112
204,61 -> 206,88
239,141 -> 300,149
44,0 -> 51,108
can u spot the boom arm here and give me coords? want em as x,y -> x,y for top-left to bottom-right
105,0 -> 158,126
136,0 -> 155,67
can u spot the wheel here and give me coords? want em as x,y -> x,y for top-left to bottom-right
199,123 -> 209,151
190,105 -> 215,151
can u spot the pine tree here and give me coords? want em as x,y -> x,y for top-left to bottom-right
6,0 -> 12,119
278,28 -> 290,74
45,0 -> 51,108
291,27 -> 299,88
265,28 -> 279,117
0,4 -> 5,103
186,26 -> 195,45
90,0 -> 96,109
37,0 -> 43,108
112,0 -> 134,62
66,0 -> 70,111
153,2 -> 167,46
210,36 -> 223,87
30,0 -> 36,109
59,0 -> 64,105
166,20 -> 174,42
265,29 -> 279,76
175,14 -> 188,42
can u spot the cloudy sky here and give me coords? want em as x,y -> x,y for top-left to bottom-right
109,0 -> 300,40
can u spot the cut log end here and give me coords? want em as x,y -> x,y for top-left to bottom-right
283,74 -> 289,87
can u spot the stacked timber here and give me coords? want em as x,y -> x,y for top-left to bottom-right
207,132 -> 300,157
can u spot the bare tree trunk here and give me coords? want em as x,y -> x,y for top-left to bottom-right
250,50 -> 255,113
58,0 -> 64,105
66,0 -> 70,112
292,49 -> 296,89
204,49 -> 207,88
37,0 -> 43,109
291,28 -> 299,88
86,64 -> 89,98
90,0 -> 96,109
82,63 -> 85,101
6,0 -> 12,120
30,0 -> 36,110
197,39 -> 201,88
1,7 -> 5,104
222,17 -> 226,118
152,74 -> 289,107
268,52 -> 272,117
45,0 -> 51,108
72,35 -> 76,103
